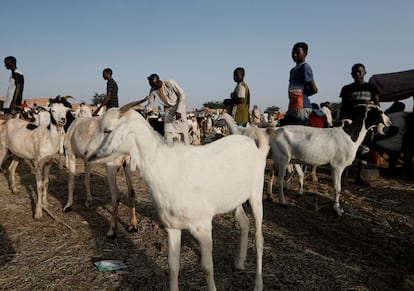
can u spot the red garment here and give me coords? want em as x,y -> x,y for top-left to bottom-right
288,90 -> 304,110
308,111 -> 327,128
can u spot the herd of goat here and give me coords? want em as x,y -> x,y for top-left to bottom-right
0,97 -> 391,291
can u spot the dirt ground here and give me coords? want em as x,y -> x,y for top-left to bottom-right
0,157 -> 413,291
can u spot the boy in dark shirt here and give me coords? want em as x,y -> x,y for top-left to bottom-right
94,68 -> 118,115
339,63 -> 380,186
339,63 -> 379,119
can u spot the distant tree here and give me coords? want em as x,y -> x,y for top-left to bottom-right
203,101 -> 225,109
92,92 -> 106,105
265,106 -> 280,113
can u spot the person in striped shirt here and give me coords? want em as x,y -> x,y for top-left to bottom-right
94,68 -> 118,115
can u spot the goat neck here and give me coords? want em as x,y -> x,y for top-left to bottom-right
45,117 -> 66,156
122,111 -> 165,174
218,113 -> 240,134
342,105 -> 369,143
86,110 -> 164,167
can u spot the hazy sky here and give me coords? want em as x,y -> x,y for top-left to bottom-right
1,0 -> 413,111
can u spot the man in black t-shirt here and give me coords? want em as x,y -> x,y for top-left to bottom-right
339,63 -> 380,187
339,64 -> 379,119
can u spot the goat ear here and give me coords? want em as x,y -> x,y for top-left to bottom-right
383,113 -> 392,127
39,106 -> 49,112
129,157 -> 138,172
119,101 -> 141,115
342,119 -> 353,126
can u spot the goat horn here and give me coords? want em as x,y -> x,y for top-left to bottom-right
377,123 -> 386,135
63,95 -> 75,100
341,119 -> 353,127
37,106 -> 48,112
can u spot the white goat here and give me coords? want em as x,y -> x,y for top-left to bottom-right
86,108 -> 269,291
63,108 -> 136,238
0,103 -> 70,219
188,116 -> 201,145
268,104 -> 391,216
35,110 -> 52,127
216,112 -> 303,201
73,102 -> 93,118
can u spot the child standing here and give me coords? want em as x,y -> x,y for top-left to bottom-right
282,42 -> 318,125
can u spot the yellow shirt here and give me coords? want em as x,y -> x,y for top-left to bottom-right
233,81 -> 250,124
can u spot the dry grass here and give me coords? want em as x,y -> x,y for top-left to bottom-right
0,157 -> 413,290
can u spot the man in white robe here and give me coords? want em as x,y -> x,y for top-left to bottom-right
137,74 -> 190,145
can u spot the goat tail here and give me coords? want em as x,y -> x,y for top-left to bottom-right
255,128 -> 270,156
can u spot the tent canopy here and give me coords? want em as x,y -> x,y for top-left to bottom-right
369,69 -> 414,102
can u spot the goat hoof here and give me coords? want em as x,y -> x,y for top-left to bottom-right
278,203 -> 288,208
234,260 -> 245,271
335,211 -> 344,217
106,232 -> 116,240
63,205 -> 72,212
334,204 -> 345,217
85,200 -> 94,208
128,225 -> 139,233
34,212 -> 43,220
